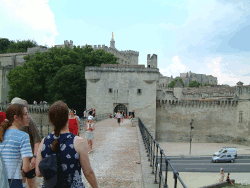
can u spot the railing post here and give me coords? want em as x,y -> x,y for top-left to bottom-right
173,170 -> 179,188
165,157 -> 169,186
154,144 -> 159,184
151,140 -> 156,174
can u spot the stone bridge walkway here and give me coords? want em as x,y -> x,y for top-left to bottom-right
80,118 -> 142,187
34,118 -> 158,188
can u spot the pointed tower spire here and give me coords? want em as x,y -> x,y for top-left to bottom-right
110,32 -> 115,49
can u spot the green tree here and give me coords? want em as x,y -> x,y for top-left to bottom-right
188,80 -> 202,87
47,64 -> 86,112
168,77 -> 185,88
203,83 -> 211,86
6,39 -> 37,53
0,38 -> 13,53
7,45 -> 118,115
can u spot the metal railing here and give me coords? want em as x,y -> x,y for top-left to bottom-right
138,118 -> 187,188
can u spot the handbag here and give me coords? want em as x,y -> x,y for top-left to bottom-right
0,131 -> 20,188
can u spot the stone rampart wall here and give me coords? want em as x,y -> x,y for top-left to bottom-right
156,100 -> 250,144
90,45 -> 139,65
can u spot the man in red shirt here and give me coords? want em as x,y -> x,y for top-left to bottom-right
0,110 -> 6,126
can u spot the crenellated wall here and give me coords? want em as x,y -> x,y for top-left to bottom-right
155,99 -> 250,144
89,44 -> 139,65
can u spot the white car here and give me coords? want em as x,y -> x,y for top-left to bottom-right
212,154 -> 235,163
213,147 -> 237,158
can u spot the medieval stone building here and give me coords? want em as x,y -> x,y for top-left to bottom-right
1,35 -> 249,145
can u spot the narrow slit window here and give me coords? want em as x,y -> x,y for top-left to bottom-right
109,88 -> 112,93
137,89 -> 141,94
239,111 -> 243,123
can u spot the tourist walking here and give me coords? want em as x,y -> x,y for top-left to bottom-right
219,166 -> 225,182
89,108 -> 93,116
92,109 -> 96,117
69,108 -> 80,136
35,101 -> 98,188
83,108 -> 87,119
130,109 -> 135,127
85,116 -> 95,153
0,104 -> 33,188
226,173 -> 235,186
11,97 -> 41,188
116,111 -> 123,126
121,112 -> 124,123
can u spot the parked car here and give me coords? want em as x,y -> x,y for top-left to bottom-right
213,147 -> 237,158
212,154 -> 235,163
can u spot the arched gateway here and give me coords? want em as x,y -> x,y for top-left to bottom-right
114,104 -> 127,117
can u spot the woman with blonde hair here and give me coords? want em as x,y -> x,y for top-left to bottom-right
36,101 -> 98,188
0,104 -> 32,188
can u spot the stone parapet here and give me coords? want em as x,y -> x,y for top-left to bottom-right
0,52 -> 27,57
86,65 -> 159,73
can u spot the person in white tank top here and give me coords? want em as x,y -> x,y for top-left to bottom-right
85,116 -> 95,153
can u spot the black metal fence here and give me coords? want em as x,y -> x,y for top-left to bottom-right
37,113 -> 110,138
138,118 -> 187,188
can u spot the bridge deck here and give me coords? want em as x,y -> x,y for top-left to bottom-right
81,118 -> 142,187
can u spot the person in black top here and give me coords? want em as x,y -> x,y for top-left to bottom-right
89,109 -> 93,116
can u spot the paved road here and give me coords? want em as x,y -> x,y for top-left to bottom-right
154,155 -> 250,172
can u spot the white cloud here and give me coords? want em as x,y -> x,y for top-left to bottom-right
159,56 -> 188,77
2,0 -> 58,46
207,57 -> 241,86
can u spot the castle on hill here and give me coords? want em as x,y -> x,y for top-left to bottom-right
0,35 -> 249,145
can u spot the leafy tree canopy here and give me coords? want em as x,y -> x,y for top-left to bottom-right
203,83 -> 211,86
0,38 -> 37,53
7,45 -> 118,115
168,77 -> 185,88
188,80 -> 202,87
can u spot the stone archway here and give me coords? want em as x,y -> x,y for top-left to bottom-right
114,104 -> 128,117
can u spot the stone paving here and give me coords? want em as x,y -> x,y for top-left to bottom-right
29,118 -> 250,188
81,118 -> 142,188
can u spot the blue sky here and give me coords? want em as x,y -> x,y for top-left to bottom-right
1,0 -> 250,86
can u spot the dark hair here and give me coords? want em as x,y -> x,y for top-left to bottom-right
0,104 -> 25,143
48,101 -> 69,152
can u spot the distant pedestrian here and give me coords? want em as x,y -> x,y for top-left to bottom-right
116,111 -> 122,126
83,108 -> 87,119
130,109 -> 135,127
85,116 -> 95,153
226,173 -> 235,186
121,112 -> 124,123
92,109 -> 96,117
219,166 -> 225,182
69,109 -> 80,136
89,108 -> 93,116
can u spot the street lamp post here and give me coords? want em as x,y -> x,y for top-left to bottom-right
189,119 -> 194,155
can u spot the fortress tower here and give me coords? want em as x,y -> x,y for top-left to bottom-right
147,54 -> 157,68
110,32 -> 115,49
